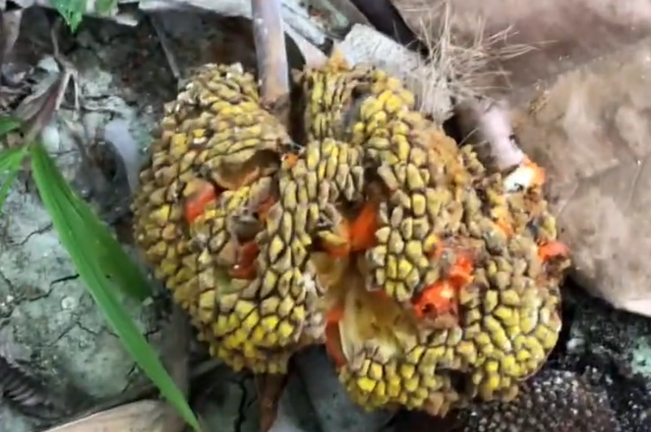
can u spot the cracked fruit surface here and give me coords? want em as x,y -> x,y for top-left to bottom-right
132,54 -> 571,414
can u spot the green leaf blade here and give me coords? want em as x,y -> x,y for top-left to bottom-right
22,142 -> 151,301
0,116 -> 21,137
29,142 -> 202,432
0,168 -> 21,214
96,0 -> 117,16
66,191 -> 152,301
0,146 -> 28,173
0,145 -> 29,214
50,0 -> 85,32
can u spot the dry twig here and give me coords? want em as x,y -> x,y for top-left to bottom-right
157,304 -> 193,432
0,9 -> 22,74
13,18 -> 78,142
251,0 -> 290,110
400,1 -> 539,171
407,0 -> 537,110
149,15 -> 181,81
249,2 -> 292,430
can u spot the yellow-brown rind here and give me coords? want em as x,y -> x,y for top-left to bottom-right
133,54 -> 570,414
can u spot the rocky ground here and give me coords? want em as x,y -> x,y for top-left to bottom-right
2,7 -> 651,432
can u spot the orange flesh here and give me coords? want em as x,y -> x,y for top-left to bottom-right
184,181 -> 219,224
538,241 -> 569,262
523,157 -> 546,187
413,281 -> 456,320
282,153 -> 300,168
228,197 -> 277,279
495,157 -> 546,237
413,248 -> 474,320
321,200 -> 380,258
228,241 -> 260,279
324,306 -> 346,367
349,200 -> 380,252
321,239 -> 350,258
256,197 -> 276,222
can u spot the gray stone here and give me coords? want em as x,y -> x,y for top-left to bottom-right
293,348 -> 394,432
195,369 -> 260,432
0,180 -> 156,430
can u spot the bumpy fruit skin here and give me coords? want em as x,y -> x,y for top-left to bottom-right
132,63 -> 305,373
294,54 -> 569,415
457,369 -> 620,432
133,54 -> 570,414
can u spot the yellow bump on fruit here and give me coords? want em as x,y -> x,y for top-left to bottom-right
500,289 -> 521,306
264,330 -> 279,346
226,313 -> 240,330
406,346 -> 425,364
455,341 -> 477,364
241,311 -> 260,332
213,315 -> 229,336
387,379 -> 401,398
277,320 -> 295,341
234,300 -> 255,318
384,94 -> 405,114
251,326 -> 267,343
369,363 -> 384,380
484,359 -> 499,374
403,377 -> 419,392
290,306 -> 306,323
399,363 -> 416,380
474,332 -> 491,346
260,315 -> 280,332
515,349 -> 531,362
356,377 -> 377,393
520,315 -> 537,334
471,370 -> 483,386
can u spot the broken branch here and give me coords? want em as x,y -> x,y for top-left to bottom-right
0,9 -> 22,73
251,0 -> 289,107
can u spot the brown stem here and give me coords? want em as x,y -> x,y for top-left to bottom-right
251,0 -> 290,108
0,10 -> 22,72
255,372 -> 289,432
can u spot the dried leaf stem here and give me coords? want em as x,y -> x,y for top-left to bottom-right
251,0 -> 289,107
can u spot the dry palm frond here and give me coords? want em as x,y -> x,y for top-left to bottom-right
404,0 -> 538,118
40,400 -> 170,432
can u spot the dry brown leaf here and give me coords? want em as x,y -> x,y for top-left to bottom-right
401,1 -> 535,103
13,22 -> 77,144
390,0 -> 651,93
388,0 -> 651,317
38,400 -> 169,432
512,41 -> 651,317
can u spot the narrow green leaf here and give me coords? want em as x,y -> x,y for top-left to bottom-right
0,146 -> 28,214
62,188 -> 152,301
0,116 -> 21,137
30,142 -> 202,432
0,146 -> 27,173
17,142 -> 151,301
96,0 -> 117,15
50,0 -> 85,32
0,167 -> 21,214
